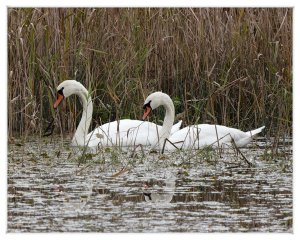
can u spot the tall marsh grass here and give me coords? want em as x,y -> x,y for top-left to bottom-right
8,8 -> 292,145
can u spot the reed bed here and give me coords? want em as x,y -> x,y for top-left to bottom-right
8,8 -> 292,148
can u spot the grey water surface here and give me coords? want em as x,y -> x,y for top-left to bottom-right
7,136 -> 292,232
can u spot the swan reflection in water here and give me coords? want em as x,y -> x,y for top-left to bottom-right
143,175 -> 176,203
61,180 -> 94,212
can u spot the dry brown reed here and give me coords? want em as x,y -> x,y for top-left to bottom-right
8,8 -> 292,147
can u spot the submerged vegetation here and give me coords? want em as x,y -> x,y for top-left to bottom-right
7,136 -> 292,232
8,8 -> 292,149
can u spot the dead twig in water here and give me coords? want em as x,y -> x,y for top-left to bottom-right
162,138 -> 182,154
130,144 -> 145,158
230,136 -> 253,167
43,116 -> 55,137
214,125 -> 222,158
111,167 -> 130,178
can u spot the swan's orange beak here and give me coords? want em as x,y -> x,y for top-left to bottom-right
142,106 -> 152,120
54,93 -> 64,109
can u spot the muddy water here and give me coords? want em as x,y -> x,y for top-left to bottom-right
7,136 -> 292,232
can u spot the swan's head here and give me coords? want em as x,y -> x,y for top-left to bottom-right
142,92 -> 170,120
54,80 -> 85,108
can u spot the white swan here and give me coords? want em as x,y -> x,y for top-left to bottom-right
142,92 -> 265,151
53,80 -> 182,148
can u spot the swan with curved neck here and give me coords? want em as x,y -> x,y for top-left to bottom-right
53,80 -> 182,148
142,92 -> 265,151
142,92 -> 175,150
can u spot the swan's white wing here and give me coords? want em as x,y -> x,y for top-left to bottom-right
170,120 -> 182,135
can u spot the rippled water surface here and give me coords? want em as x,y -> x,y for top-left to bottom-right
7,136 -> 292,232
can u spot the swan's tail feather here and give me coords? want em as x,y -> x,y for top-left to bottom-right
170,120 -> 183,134
177,120 -> 183,128
234,126 -> 265,147
246,126 -> 265,137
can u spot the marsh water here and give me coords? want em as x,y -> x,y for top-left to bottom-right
7,136 -> 292,232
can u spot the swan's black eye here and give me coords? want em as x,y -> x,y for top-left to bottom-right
57,87 -> 64,96
143,100 -> 152,109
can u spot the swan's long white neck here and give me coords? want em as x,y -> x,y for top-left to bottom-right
156,94 -> 175,150
72,86 -> 93,146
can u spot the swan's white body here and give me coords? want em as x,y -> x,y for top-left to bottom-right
85,119 -> 182,148
163,124 -> 265,151
54,80 -> 182,148
142,92 -> 265,151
